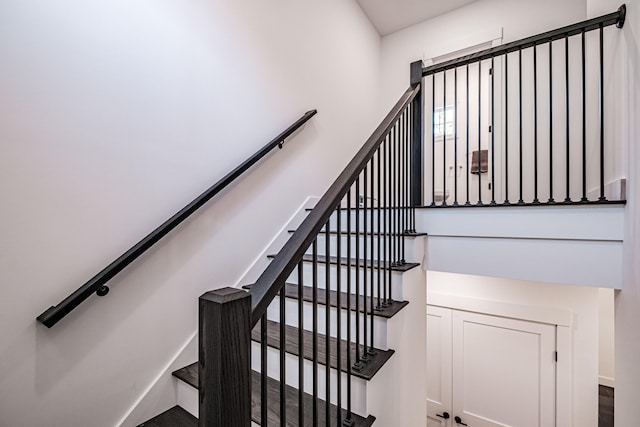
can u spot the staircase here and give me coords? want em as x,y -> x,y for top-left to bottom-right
137,202 -> 427,426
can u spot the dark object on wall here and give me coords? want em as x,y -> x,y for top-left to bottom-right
471,150 -> 488,175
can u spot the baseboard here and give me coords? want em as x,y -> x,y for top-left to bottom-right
599,376 -> 615,388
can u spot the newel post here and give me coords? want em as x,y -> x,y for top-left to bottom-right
199,288 -> 251,427
410,60 -> 424,207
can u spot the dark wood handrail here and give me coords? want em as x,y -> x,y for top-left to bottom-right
37,110 -> 317,328
422,4 -> 626,76
248,87 -> 420,326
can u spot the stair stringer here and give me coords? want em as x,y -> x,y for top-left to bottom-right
115,197 -> 318,427
365,251 -> 427,426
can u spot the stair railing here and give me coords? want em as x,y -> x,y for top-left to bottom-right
420,5 -> 626,207
37,110 -> 317,328
201,84 -> 422,425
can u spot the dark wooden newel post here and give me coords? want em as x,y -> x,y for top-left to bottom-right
410,60 -> 424,207
199,288 -> 251,427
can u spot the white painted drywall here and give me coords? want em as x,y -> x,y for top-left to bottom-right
583,0 -> 640,425
427,271 -> 600,427
598,288 -> 615,387
0,1 -> 382,426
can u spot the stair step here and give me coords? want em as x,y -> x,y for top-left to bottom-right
171,365 -> 376,426
137,405 -> 197,427
267,253 -> 420,272
244,283 -> 409,319
289,229 -> 428,237
255,320 -> 394,380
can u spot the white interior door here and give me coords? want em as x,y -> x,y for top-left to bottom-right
427,306 -> 453,427
451,310 -> 556,427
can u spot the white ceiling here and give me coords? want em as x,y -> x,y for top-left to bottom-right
356,0 -> 480,36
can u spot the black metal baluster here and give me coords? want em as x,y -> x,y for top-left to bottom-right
466,64 -> 471,206
312,238 -> 318,427
505,53 -> 510,204
519,48 -> 525,204
261,313 -> 268,427
454,67 -> 459,206
401,111 -> 407,262
389,125 -> 395,302
369,153 -> 376,355
335,206 -> 342,426
582,30 -> 588,202
565,35 -> 571,202
431,75 -> 436,206
362,165 -> 369,364
490,57 -> 496,205
325,220 -> 331,423
533,44 -> 540,204
345,190 -> 353,424
279,284 -> 286,426
377,145 -> 382,310
549,40 -> 555,203
298,261 -> 304,426
354,177 -> 362,371
443,71 -> 448,207
599,23 -> 606,201
383,135 -> 389,307
478,61 -> 483,205
395,118 -> 401,265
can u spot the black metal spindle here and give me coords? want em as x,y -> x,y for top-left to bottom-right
261,314 -> 268,426
335,205 -> 342,426
505,53 -> 510,204
599,23 -> 606,201
432,75 -> 436,206
297,261 -> 304,426
582,30 -> 588,202
354,176 -> 362,371
377,145 -> 382,310
533,44 -> 540,204
549,41 -> 555,203
362,165 -> 369,364
401,111 -> 407,262
519,48 -> 524,204
279,285 -> 286,426
490,57 -> 496,205
345,190 -> 353,423
389,125 -> 395,302
312,238 -> 318,426
466,64 -> 471,206
454,67 -> 459,205
391,125 -> 397,267
383,135 -> 389,307
369,156 -> 375,355
443,71 -> 448,207
395,119 -> 401,265
565,35 -> 571,202
478,62 -> 483,205
325,220 -> 331,423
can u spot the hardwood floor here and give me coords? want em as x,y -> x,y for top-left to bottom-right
599,385 -> 614,427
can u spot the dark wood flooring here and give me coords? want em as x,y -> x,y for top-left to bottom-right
599,385 -> 614,427
267,253 -> 420,272
137,406 -> 197,427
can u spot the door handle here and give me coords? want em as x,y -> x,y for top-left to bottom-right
436,412 -> 450,419
454,415 -> 468,426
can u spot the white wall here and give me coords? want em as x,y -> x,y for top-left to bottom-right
427,271 -> 600,427
598,288 -> 615,387
583,0 -> 640,425
0,1 -> 381,426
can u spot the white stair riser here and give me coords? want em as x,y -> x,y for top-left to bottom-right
309,233 -> 416,263
285,263 -> 404,300
250,342 -> 368,416
265,296 -> 389,351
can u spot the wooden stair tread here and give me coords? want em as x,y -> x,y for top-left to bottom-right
267,253 -> 420,272
137,405 -> 197,427
289,229 -> 428,237
253,319 -> 394,380
171,364 -> 375,426
243,283 -> 409,319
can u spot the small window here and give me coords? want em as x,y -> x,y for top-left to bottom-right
433,106 -> 455,139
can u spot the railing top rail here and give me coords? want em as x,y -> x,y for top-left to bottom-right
248,86 -> 420,326
37,109 -> 317,328
422,4 -> 626,76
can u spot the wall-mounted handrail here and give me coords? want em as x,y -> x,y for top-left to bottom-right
422,4 -> 626,76
249,87 -> 420,326
37,109 -> 317,328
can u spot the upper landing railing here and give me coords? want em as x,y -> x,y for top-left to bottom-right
416,5 -> 627,207
37,110 -> 317,328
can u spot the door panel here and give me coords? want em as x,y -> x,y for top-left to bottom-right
427,306 -> 453,427
452,310 -> 556,427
